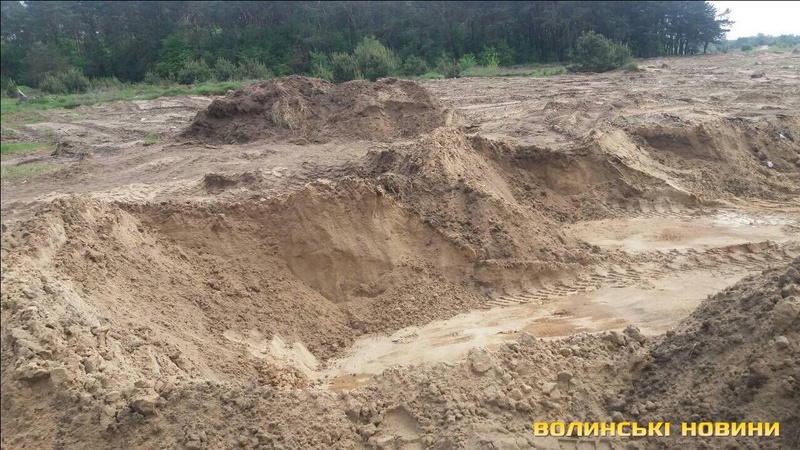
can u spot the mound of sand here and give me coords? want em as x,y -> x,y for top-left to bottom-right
625,260 -> 800,449
181,76 -> 464,144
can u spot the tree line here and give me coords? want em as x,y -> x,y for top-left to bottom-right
1,1 -> 732,88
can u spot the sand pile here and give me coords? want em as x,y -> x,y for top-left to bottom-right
181,76 -> 464,144
624,116 -> 800,200
623,259 -> 800,449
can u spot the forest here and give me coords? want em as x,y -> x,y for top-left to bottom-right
2,1 -> 732,89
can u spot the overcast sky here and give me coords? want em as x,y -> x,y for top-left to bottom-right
710,1 -> 800,39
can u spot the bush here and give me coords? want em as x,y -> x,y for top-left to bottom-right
480,46 -> 500,68
213,57 -> 238,81
331,52 -> 361,82
741,44 -> 753,52
176,59 -> 213,84
353,37 -> 399,81
308,51 -> 333,81
143,70 -> 165,85
436,56 -> 461,78
4,79 -> 19,97
622,61 -> 640,72
401,55 -> 429,76
237,58 -> 273,80
40,68 -> 90,94
571,31 -> 632,73
457,54 -> 477,72
91,77 -> 124,91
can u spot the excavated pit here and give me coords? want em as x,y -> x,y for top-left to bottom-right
3,55 -> 800,449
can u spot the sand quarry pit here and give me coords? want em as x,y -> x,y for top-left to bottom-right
1,51 -> 800,449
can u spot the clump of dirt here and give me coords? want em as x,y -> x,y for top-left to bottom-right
181,76 -> 464,144
624,260 -> 800,449
202,171 -> 264,193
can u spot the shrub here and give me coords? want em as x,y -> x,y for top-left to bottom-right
309,51 -> 333,81
571,31 -> 632,73
4,79 -> 19,97
143,70 -> 165,85
237,58 -> 273,80
457,54 -> 477,72
40,68 -> 90,94
177,59 -> 213,84
436,56 -> 461,78
353,36 -> 399,81
480,46 -> 500,68
213,57 -> 238,81
622,61 -> 640,72
331,52 -> 361,82
91,77 -> 124,91
401,55 -> 429,76
741,44 -> 753,52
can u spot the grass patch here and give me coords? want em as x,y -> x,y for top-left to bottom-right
143,132 -> 160,146
1,162 -> 58,180
622,62 -> 641,72
0,141 -> 54,155
460,65 -> 566,77
414,71 -> 445,80
1,80 -> 245,120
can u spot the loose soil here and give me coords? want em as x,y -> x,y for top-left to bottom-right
2,50 -> 799,449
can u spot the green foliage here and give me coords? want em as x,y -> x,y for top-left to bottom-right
353,37 -> 398,81
457,54 -> 477,72
1,163 -> 58,180
0,2 -> 740,84
4,79 -> 19,98
401,55 -> 429,76
143,70 -> 166,86
480,46 -> 500,68
0,142 -> 53,155
23,42 -> 72,86
623,62 -> 640,71
40,68 -> 90,94
237,58 -> 273,80
331,52 -> 361,82
571,31 -> 632,73
415,71 -> 444,80
213,58 -> 238,81
732,34 -> 800,49
740,44 -> 753,52
309,52 -> 333,81
143,132 -> 160,146
155,34 -> 190,79
461,65 -> 566,78
177,59 -> 213,84
91,77 -> 125,91
436,56 -> 461,78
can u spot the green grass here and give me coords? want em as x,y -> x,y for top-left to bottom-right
460,65 -> 566,78
0,141 -> 54,155
414,71 -> 445,80
1,162 -> 58,180
143,132 -> 160,146
1,80 -> 244,119
622,62 -> 641,72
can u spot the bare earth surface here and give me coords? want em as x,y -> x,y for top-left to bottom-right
2,50 -> 799,449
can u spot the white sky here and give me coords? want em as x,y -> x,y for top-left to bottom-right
710,1 -> 800,39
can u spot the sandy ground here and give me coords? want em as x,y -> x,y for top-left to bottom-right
2,49 -> 799,449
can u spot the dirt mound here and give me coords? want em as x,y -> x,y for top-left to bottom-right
625,260 -> 800,449
181,76 -> 464,144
